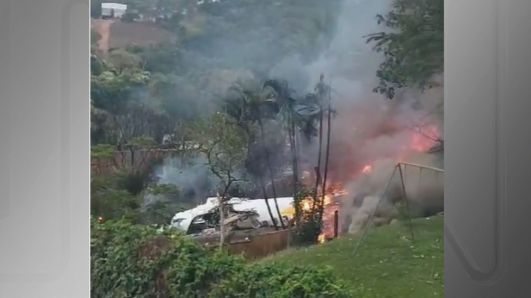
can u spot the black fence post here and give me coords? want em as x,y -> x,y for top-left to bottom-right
334,210 -> 339,238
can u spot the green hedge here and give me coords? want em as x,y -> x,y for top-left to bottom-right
91,219 -> 352,297
210,262 -> 352,298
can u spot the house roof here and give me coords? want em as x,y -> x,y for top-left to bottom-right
101,3 -> 127,10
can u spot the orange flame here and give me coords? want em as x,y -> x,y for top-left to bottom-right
361,164 -> 373,174
279,183 -> 349,243
410,125 -> 440,152
316,183 -> 349,243
303,200 -> 311,211
310,123 -> 440,243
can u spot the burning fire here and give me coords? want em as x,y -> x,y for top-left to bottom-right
410,125 -> 440,152
317,183 -> 348,243
314,125 -> 441,242
281,122 -> 441,244
361,164 -> 373,174
281,197 -> 312,218
280,183 -> 348,244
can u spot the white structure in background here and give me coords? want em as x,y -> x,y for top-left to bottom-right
171,196 -> 294,233
101,3 -> 128,19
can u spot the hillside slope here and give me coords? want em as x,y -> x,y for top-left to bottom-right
262,216 -> 444,298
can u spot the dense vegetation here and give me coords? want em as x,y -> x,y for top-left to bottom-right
91,0 -> 342,144
91,0 -> 444,296
366,0 -> 444,98
90,0 -> 443,222
90,0 -> 343,227
91,215 -> 442,297
91,219 -> 351,297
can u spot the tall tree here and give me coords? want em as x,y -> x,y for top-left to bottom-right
263,80 -> 299,200
318,80 -> 333,223
366,0 -> 443,99
223,80 -> 286,229
194,113 -> 248,247
312,75 -> 327,212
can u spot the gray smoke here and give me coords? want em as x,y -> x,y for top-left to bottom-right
342,154 -> 444,234
269,0 -> 444,234
149,155 -> 215,205
153,0 -> 444,231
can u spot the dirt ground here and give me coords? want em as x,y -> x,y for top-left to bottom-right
91,19 -> 114,53
91,19 -> 175,53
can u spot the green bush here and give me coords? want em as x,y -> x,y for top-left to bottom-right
209,263 -> 352,298
292,216 -> 322,246
292,188 -> 323,246
91,144 -> 116,160
91,175 -> 141,223
115,170 -> 149,195
91,219 -> 244,297
139,201 -> 189,226
91,219 -> 352,298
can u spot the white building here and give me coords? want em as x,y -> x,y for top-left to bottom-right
101,3 -> 127,19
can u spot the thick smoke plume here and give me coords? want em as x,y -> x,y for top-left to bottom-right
272,0 -> 444,234
156,0 -> 444,232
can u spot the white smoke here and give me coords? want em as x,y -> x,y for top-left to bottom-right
150,155 -> 215,204
153,0 -> 444,232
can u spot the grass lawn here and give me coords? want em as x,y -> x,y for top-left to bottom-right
261,215 -> 444,298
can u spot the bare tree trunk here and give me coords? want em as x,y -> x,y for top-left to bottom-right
312,108 -> 324,212
312,76 -> 327,211
258,117 -> 286,229
129,147 -> 135,173
218,192 -> 225,249
218,181 -> 232,250
259,177 -> 278,230
289,112 -> 299,198
319,88 -> 333,223
269,169 -> 285,229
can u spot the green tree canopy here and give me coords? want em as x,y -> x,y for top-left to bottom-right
194,112 -> 249,196
366,0 -> 443,98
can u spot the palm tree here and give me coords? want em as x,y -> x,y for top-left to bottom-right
222,80 -> 285,229
263,80 -> 299,198
263,79 -> 323,193
264,79 -> 326,221
223,79 -> 327,229
311,75 -> 327,212
257,116 -> 285,229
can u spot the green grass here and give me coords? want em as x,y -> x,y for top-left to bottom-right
262,216 -> 444,298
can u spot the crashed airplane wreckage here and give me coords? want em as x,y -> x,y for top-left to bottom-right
170,197 -> 295,235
